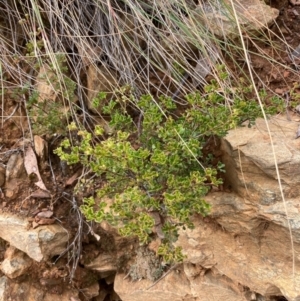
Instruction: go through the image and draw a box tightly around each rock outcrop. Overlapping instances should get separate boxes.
[114,114,300,301]
[0,213,68,262]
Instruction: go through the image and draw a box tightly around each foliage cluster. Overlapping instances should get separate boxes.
[55,74,283,263]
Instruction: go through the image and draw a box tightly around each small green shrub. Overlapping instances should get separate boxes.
[55,77,283,263]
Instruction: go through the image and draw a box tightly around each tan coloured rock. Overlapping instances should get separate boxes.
[86,65,118,114]
[35,64,58,103]
[5,152,27,199]
[221,115,300,240]
[193,0,279,39]
[0,246,32,279]
[115,260,248,301]
[34,135,48,165]
[88,221,138,278]
[80,282,99,299]
[85,253,117,274]
[175,214,300,301]
[114,268,192,301]
[0,213,68,262]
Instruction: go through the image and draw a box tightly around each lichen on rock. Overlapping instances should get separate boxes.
[128,247,164,282]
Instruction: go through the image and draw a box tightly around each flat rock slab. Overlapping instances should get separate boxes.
[0,213,68,262]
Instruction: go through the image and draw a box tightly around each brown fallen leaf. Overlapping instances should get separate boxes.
[24,145,48,191]
[283,71,290,78]
[30,189,51,199]
[65,169,82,187]
[275,88,284,95]
[270,71,277,79]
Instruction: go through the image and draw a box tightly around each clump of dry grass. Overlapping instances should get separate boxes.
[1,0,294,118]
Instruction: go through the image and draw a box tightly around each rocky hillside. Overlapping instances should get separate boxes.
[1,0,300,300]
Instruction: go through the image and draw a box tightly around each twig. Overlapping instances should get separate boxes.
[3,104,19,122]
[281,20,292,35]
[284,92,291,121]
[54,194,83,282]
[137,112,143,138]
[145,263,181,290]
